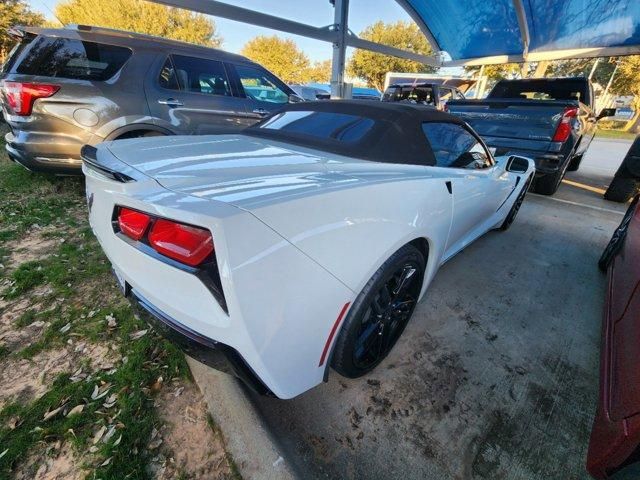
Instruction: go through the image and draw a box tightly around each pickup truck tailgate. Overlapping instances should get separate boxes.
[447,99,573,152]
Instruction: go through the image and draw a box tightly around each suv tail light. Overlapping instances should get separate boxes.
[148,219,214,267]
[2,81,60,116]
[552,106,579,143]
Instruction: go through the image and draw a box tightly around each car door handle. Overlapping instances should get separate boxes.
[158,98,183,107]
[252,108,268,116]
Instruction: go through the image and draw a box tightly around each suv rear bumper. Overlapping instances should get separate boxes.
[5,130,86,175]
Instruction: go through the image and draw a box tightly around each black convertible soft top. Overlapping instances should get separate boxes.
[244,100,468,166]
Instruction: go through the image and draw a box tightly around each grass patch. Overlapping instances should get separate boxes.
[0,129,209,479]
[595,128,638,141]
[2,227,111,299]
[0,303,190,479]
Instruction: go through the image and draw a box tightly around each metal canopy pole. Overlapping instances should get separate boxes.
[331,0,349,99]
[512,0,530,60]
[148,0,442,66]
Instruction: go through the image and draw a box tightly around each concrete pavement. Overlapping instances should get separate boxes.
[245,138,631,479]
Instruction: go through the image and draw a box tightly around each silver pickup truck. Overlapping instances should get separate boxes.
[447,77,614,195]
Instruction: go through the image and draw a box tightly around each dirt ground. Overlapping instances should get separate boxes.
[0,132,238,479]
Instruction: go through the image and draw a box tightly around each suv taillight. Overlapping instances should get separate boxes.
[2,81,60,116]
[552,106,579,143]
[117,207,214,267]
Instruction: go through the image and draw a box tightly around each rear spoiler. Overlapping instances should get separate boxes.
[81,145,143,183]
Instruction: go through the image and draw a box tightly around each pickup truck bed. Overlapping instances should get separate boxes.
[447,77,598,195]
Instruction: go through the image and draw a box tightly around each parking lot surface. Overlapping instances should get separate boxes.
[249,138,631,479]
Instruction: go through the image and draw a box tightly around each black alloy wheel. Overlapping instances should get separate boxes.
[332,244,425,378]
[500,174,534,231]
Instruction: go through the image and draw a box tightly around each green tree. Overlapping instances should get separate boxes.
[241,35,311,84]
[55,0,221,47]
[609,56,640,131]
[306,59,332,84]
[347,21,437,91]
[0,0,45,63]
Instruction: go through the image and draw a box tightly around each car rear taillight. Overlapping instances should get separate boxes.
[116,206,214,267]
[118,208,151,241]
[2,81,60,116]
[552,106,579,143]
[148,219,214,267]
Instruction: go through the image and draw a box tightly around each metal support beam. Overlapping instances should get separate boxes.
[512,0,530,60]
[148,0,443,72]
[331,0,349,99]
[151,0,336,43]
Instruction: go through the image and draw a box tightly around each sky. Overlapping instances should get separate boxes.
[28,0,412,62]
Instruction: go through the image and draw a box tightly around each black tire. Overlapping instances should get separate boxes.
[331,244,425,378]
[604,175,640,203]
[499,174,533,231]
[532,170,563,195]
[567,153,583,172]
[598,195,638,272]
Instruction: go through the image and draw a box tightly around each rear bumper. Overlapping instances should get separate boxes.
[129,287,273,396]
[4,129,87,175]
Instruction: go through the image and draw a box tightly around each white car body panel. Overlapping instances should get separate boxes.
[85,134,534,398]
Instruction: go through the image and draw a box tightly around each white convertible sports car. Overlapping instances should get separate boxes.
[82,101,534,399]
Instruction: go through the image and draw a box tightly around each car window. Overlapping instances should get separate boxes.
[13,36,131,81]
[438,88,453,109]
[422,122,492,169]
[0,34,35,75]
[382,86,435,106]
[234,64,289,104]
[158,57,180,90]
[489,80,588,102]
[169,55,231,96]
[259,111,375,143]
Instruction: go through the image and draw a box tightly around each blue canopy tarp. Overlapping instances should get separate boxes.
[400,0,640,64]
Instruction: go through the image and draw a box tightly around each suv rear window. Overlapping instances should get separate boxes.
[0,34,36,75]
[13,37,132,81]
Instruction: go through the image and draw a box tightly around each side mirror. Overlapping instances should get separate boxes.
[288,94,305,103]
[597,108,617,120]
[506,155,530,173]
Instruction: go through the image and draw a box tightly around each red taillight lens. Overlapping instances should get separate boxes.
[148,219,214,267]
[552,106,579,143]
[118,208,151,241]
[2,81,60,116]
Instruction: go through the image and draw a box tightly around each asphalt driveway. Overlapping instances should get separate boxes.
[248,138,632,480]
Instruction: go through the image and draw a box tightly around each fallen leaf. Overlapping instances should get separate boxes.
[173,387,184,397]
[66,405,84,417]
[92,426,106,445]
[102,425,116,444]
[148,438,162,450]
[43,406,64,421]
[113,435,122,447]
[129,329,148,340]
[101,457,112,467]
[0,449,7,460]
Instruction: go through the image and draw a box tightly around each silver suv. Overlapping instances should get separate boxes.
[0,25,300,174]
